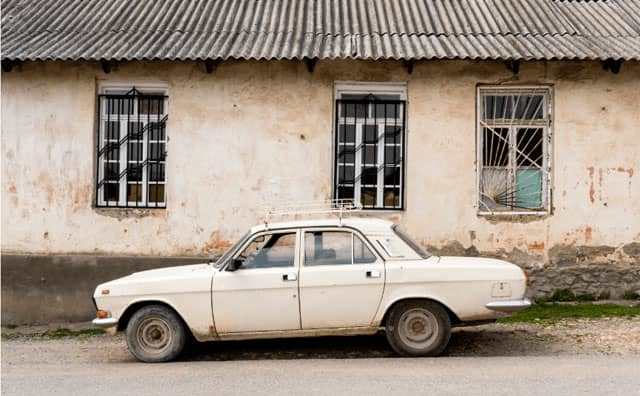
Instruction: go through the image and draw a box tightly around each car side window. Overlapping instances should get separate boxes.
[354,235,377,264]
[304,231,351,266]
[304,231,377,266]
[236,232,296,269]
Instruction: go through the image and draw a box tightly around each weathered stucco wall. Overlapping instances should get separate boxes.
[2,59,639,318]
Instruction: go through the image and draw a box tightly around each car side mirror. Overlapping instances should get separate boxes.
[227,258,243,272]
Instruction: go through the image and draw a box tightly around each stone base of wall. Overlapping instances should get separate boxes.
[1,254,206,325]
[428,242,640,298]
[2,247,639,325]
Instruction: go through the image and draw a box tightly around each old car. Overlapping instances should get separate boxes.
[93,209,530,362]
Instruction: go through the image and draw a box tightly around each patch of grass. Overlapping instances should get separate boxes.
[549,289,576,302]
[1,332,21,340]
[575,293,596,302]
[622,290,640,300]
[498,303,640,324]
[535,289,601,303]
[1,327,105,340]
[44,328,105,338]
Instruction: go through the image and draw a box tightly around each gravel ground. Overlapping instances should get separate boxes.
[3,316,640,360]
[2,317,640,396]
[448,316,640,356]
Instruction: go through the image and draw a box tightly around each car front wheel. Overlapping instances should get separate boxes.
[385,300,451,357]
[125,304,187,363]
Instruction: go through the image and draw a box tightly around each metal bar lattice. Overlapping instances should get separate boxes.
[478,87,551,213]
[334,98,405,210]
[96,88,167,208]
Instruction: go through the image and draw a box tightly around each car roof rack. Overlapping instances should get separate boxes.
[263,199,362,228]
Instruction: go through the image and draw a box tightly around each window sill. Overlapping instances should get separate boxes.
[478,211,548,216]
[95,205,166,209]
[94,206,167,219]
[477,210,550,223]
[359,208,405,213]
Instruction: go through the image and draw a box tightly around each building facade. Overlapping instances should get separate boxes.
[2,0,640,324]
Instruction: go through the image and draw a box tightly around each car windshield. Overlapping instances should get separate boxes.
[212,231,249,268]
[391,225,430,259]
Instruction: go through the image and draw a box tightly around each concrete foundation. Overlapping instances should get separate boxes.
[1,254,205,325]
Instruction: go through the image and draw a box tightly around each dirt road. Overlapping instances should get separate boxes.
[2,318,640,395]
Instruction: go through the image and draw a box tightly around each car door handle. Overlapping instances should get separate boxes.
[366,270,381,278]
[282,273,297,281]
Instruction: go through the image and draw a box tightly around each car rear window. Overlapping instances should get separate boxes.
[376,237,407,258]
[391,225,430,259]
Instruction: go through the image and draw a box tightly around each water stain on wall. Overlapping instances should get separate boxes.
[203,231,232,255]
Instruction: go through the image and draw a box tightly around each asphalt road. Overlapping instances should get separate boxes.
[2,333,639,396]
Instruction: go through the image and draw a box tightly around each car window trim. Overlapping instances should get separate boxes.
[220,225,386,271]
[299,226,384,267]
[221,228,300,271]
[391,224,431,259]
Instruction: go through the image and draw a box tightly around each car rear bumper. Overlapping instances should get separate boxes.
[92,318,118,328]
[486,298,532,313]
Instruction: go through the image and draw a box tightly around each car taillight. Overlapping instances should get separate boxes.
[96,310,110,319]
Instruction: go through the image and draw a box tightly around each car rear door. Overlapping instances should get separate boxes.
[298,228,385,329]
[212,229,301,333]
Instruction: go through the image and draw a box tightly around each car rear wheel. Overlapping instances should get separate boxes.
[125,305,187,363]
[385,300,451,357]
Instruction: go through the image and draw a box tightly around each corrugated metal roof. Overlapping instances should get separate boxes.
[2,0,640,61]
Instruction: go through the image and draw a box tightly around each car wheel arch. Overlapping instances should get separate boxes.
[117,299,192,337]
[379,297,460,327]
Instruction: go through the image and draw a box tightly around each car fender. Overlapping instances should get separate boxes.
[373,287,459,326]
[113,294,215,342]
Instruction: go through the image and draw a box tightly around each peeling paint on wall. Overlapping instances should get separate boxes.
[1,60,639,259]
[202,231,232,255]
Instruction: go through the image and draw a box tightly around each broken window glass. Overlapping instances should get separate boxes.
[478,88,550,213]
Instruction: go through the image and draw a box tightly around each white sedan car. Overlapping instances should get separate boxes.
[93,218,530,362]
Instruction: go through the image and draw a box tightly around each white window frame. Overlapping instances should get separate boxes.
[333,82,407,210]
[476,86,553,215]
[97,82,169,208]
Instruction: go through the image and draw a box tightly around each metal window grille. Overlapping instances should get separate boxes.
[334,95,406,210]
[96,88,168,208]
[477,87,552,213]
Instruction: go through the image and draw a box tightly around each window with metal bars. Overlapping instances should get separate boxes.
[477,86,552,214]
[334,84,406,210]
[96,87,168,208]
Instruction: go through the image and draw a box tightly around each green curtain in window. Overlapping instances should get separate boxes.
[515,169,542,209]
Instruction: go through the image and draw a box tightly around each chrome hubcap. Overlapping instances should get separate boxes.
[398,308,438,350]
[136,316,172,355]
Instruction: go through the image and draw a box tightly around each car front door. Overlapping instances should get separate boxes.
[212,230,301,333]
[299,229,385,329]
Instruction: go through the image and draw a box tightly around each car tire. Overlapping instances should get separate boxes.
[125,304,187,363]
[385,300,451,357]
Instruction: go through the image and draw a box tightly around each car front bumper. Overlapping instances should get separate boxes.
[486,298,532,313]
[92,318,118,329]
